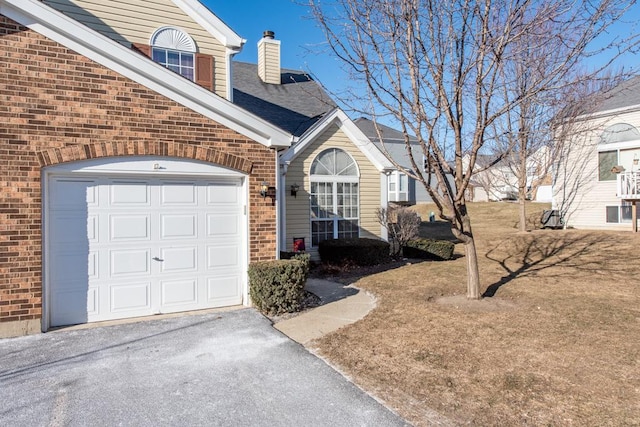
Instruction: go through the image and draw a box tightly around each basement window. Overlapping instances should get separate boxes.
[606,203,632,223]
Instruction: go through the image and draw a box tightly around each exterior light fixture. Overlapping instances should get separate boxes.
[290,183,300,197]
[260,181,269,198]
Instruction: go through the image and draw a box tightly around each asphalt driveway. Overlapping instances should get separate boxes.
[0,309,407,426]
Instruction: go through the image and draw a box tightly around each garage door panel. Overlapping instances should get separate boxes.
[160,182,197,205]
[161,279,197,307]
[110,282,151,312]
[110,249,150,276]
[50,179,98,210]
[51,285,96,325]
[50,215,96,244]
[207,182,239,204]
[50,250,98,281]
[207,245,239,269]
[160,247,197,272]
[207,276,242,302]
[161,214,196,239]
[110,215,150,241]
[207,214,239,236]
[110,181,149,205]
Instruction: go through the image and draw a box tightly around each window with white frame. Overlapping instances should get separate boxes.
[606,202,633,223]
[310,148,360,246]
[150,27,196,81]
[388,170,409,202]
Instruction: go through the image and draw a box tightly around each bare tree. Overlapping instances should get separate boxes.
[376,205,421,256]
[309,0,635,299]
[487,24,634,232]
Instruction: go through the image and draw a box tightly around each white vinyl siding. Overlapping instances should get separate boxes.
[554,109,640,230]
[44,0,228,97]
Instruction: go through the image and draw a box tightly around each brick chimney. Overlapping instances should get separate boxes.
[257,30,281,84]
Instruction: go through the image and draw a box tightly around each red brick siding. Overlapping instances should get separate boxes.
[0,15,278,325]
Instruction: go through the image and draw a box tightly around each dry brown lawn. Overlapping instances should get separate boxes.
[313,202,640,426]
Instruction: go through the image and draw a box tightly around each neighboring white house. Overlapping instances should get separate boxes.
[553,76,640,231]
[464,147,552,203]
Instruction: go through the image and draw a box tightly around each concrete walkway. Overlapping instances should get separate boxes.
[274,278,376,345]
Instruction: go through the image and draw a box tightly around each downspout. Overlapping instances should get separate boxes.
[275,147,282,259]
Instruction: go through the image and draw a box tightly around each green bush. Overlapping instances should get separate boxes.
[248,258,309,315]
[318,238,390,266]
[279,252,311,277]
[403,238,455,260]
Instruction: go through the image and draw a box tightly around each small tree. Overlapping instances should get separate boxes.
[310,0,636,299]
[376,205,421,256]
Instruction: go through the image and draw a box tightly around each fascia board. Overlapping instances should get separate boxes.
[1,0,290,148]
[572,103,640,123]
[281,109,394,171]
[172,0,245,50]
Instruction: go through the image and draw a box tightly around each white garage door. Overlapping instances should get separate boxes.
[47,174,245,327]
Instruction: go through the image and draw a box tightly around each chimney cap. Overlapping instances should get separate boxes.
[263,30,275,39]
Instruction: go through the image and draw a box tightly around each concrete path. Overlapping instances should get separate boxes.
[275,279,376,345]
[0,309,406,426]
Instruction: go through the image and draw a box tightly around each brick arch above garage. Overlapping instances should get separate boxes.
[36,142,253,174]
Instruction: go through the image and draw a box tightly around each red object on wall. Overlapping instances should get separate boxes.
[293,237,306,252]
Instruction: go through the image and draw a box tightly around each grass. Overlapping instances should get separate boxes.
[313,202,640,426]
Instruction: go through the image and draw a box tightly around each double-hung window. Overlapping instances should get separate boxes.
[310,148,360,246]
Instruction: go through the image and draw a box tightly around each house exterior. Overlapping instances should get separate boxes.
[230,36,395,260]
[464,148,552,203]
[0,0,398,336]
[554,76,640,231]
[279,111,394,259]
[354,118,456,205]
[0,0,298,337]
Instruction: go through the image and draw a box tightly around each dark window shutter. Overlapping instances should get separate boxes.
[195,53,214,91]
[131,43,151,58]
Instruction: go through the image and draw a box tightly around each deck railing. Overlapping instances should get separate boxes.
[617,171,640,199]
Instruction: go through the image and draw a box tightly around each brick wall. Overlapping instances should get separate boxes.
[0,15,278,334]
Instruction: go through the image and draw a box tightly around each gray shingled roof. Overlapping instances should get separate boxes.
[354,118,421,169]
[595,75,640,113]
[232,62,337,137]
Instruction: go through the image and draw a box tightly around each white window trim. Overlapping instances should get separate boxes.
[388,170,408,202]
[309,149,360,247]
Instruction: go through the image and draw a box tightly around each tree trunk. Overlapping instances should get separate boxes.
[464,238,481,299]
[519,194,527,232]
[456,210,481,300]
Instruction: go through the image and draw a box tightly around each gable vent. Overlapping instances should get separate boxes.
[150,27,197,52]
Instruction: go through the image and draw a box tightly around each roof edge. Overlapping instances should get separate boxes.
[281,109,394,171]
[1,0,291,148]
[172,0,245,50]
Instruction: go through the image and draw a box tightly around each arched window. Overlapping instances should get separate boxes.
[599,123,640,144]
[150,27,197,81]
[309,148,360,246]
[598,123,640,181]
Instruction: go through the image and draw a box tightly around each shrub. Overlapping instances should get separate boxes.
[318,238,390,266]
[403,238,455,260]
[248,258,309,315]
